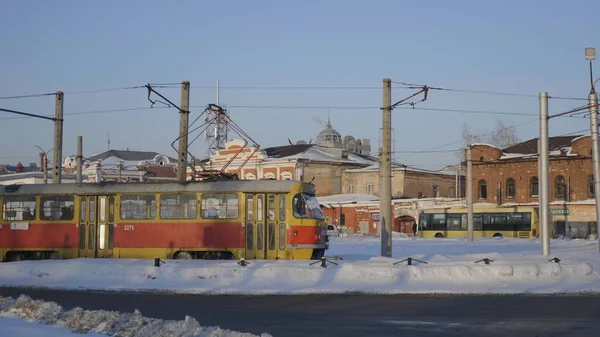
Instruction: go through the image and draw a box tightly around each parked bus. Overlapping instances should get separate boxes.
[418,205,539,239]
[0,180,328,262]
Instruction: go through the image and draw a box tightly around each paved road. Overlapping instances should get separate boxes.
[1,287,599,336]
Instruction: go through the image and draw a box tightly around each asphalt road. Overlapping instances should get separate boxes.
[1,287,599,336]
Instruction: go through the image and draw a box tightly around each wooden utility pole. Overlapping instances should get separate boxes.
[52,91,64,184]
[177,81,190,182]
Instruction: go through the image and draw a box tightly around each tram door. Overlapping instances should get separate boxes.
[245,194,286,260]
[78,196,114,258]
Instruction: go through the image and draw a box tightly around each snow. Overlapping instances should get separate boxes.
[318,193,380,205]
[0,295,270,337]
[0,236,599,295]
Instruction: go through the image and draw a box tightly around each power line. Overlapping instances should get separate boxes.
[392,80,587,101]
[0,92,56,100]
[0,107,61,122]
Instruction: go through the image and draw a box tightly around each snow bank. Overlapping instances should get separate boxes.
[0,237,599,294]
[0,295,272,337]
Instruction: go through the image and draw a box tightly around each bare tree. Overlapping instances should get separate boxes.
[462,119,520,148]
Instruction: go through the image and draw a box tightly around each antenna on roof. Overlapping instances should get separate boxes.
[107,131,111,150]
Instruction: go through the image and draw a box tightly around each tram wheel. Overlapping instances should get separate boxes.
[174,251,193,260]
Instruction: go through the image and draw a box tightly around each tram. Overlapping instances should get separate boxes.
[0,180,328,262]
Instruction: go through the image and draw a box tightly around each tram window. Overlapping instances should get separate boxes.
[3,196,36,221]
[257,196,263,221]
[268,195,275,221]
[89,197,96,222]
[279,223,286,250]
[246,195,254,221]
[120,195,156,220]
[80,197,87,222]
[246,223,254,250]
[40,196,74,221]
[292,193,325,219]
[160,194,197,219]
[268,223,275,250]
[108,197,115,222]
[279,195,286,222]
[461,214,468,230]
[201,193,238,219]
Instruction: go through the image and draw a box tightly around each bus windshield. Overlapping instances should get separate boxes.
[293,193,325,220]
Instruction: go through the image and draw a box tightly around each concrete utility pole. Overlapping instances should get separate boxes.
[589,91,600,252]
[52,91,64,184]
[466,145,474,242]
[539,92,551,256]
[177,81,190,183]
[380,78,393,257]
[585,46,600,252]
[76,136,83,183]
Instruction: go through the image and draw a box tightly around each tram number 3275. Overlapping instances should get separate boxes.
[124,225,135,231]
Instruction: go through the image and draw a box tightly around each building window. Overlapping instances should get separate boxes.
[433,185,439,197]
[588,175,595,197]
[263,172,275,179]
[506,178,516,199]
[530,177,539,197]
[366,184,374,195]
[280,171,293,180]
[477,180,487,199]
[347,185,355,193]
[554,175,566,199]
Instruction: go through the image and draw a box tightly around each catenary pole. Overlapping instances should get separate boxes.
[466,145,474,242]
[588,91,600,252]
[539,92,551,256]
[52,91,64,184]
[177,81,190,182]
[380,78,392,257]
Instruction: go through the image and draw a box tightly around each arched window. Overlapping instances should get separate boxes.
[244,173,256,180]
[530,177,539,197]
[264,172,276,180]
[280,171,293,180]
[477,180,487,200]
[589,175,595,197]
[506,178,516,199]
[554,175,566,199]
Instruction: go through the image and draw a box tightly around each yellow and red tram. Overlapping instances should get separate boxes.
[0,180,328,262]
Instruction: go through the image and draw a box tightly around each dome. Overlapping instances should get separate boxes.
[316,119,342,146]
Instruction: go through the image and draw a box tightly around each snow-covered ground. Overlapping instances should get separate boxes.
[1,235,599,295]
[0,295,271,337]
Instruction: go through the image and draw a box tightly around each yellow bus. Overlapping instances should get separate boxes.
[418,205,539,239]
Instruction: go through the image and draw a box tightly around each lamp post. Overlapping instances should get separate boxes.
[34,145,53,184]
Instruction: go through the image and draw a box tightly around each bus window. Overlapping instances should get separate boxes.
[473,215,483,230]
[432,214,446,230]
[446,214,462,230]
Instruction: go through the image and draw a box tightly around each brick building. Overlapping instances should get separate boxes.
[342,164,462,198]
[468,135,596,238]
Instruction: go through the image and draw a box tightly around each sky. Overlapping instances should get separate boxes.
[1,0,599,170]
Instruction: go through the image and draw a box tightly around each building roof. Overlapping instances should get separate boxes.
[264,144,312,158]
[87,150,177,163]
[502,136,581,155]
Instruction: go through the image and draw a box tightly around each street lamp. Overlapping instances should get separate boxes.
[34,145,53,184]
[585,47,600,252]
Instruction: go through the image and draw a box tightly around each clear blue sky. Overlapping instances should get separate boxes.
[1,0,598,170]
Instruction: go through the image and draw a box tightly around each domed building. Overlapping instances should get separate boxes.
[316,119,343,148]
